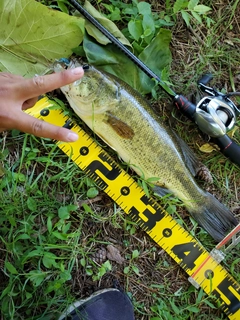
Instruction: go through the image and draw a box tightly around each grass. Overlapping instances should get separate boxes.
[0,0,240,319]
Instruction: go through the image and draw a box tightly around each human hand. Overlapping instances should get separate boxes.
[0,67,84,142]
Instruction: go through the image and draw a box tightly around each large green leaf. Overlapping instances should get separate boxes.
[83,0,131,47]
[83,28,172,94]
[83,33,141,90]
[138,28,172,92]
[0,0,85,77]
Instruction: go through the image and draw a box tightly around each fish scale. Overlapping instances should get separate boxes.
[25,96,240,319]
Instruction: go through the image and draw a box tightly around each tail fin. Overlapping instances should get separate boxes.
[190,192,238,242]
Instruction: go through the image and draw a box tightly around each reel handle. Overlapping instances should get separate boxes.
[214,135,240,166]
[197,73,213,86]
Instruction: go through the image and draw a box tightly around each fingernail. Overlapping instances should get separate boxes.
[67,132,79,142]
[71,67,84,75]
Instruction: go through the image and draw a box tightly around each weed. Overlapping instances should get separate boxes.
[171,0,214,28]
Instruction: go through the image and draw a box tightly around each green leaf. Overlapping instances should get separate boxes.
[138,29,172,91]
[57,0,69,14]
[132,249,140,259]
[8,216,16,227]
[86,267,93,276]
[45,280,63,293]
[169,299,180,314]
[62,222,71,234]
[142,14,155,37]
[47,216,53,233]
[0,285,11,300]
[188,0,199,10]
[27,197,37,212]
[166,205,176,214]
[206,17,215,28]
[194,5,212,14]
[5,261,18,274]
[87,187,99,198]
[83,0,131,46]
[22,248,44,263]
[191,10,202,23]
[25,292,33,300]
[187,306,200,313]
[42,252,58,268]
[129,226,136,235]
[196,288,204,304]
[52,231,67,240]
[27,270,46,287]
[58,204,77,219]
[0,0,84,76]
[82,202,94,214]
[67,204,78,212]
[146,177,160,183]
[59,270,72,281]
[204,299,217,308]
[123,7,138,16]
[42,257,54,269]
[124,266,130,274]
[80,258,86,267]
[102,3,113,13]
[181,10,191,27]
[83,33,141,91]
[15,234,30,241]
[112,9,121,21]
[58,206,70,219]
[103,260,112,271]
[83,28,172,95]
[128,20,143,41]
[108,7,121,22]
[137,2,151,15]
[72,45,86,57]
[132,265,140,275]
[173,0,186,14]
[13,172,26,182]
[141,180,150,197]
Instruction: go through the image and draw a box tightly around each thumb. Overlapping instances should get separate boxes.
[14,111,79,142]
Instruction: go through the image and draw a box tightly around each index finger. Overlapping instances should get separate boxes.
[16,67,84,100]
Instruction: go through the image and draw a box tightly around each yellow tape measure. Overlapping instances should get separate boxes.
[27,97,240,319]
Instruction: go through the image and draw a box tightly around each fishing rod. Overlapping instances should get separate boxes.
[68,0,240,166]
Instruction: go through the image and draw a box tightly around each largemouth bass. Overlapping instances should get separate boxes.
[54,60,238,242]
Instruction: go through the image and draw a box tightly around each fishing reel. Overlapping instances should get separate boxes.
[174,75,240,166]
[194,74,240,138]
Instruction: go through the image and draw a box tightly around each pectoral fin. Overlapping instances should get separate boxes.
[153,185,173,198]
[105,112,134,139]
